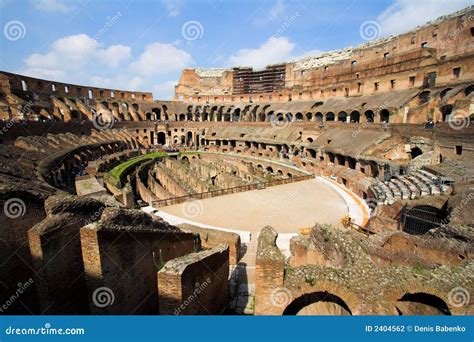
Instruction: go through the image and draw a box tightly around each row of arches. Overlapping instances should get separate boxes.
[280,290,454,315]
[169,109,391,124]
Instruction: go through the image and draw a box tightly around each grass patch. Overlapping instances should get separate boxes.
[108,152,167,181]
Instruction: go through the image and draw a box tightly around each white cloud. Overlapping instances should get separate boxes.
[96,45,132,68]
[227,36,295,69]
[377,0,472,36]
[162,0,183,17]
[130,42,193,75]
[19,34,192,100]
[32,0,75,13]
[153,80,178,99]
[23,34,131,77]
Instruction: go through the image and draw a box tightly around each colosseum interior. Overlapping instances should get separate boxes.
[0,6,473,317]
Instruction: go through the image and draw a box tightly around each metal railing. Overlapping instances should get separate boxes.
[151,174,314,207]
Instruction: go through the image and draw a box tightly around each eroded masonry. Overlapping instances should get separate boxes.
[0,7,473,315]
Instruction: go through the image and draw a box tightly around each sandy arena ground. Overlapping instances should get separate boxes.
[159,178,349,233]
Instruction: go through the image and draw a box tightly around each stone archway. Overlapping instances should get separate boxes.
[157,132,166,145]
[283,291,352,315]
[396,292,451,315]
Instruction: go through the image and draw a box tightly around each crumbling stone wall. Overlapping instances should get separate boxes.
[80,208,199,314]
[157,245,229,315]
[0,187,48,314]
[178,224,241,264]
[279,224,473,315]
[254,226,285,315]
[28,195,107,314]
[147,169,174,199]
[154,163,191,197]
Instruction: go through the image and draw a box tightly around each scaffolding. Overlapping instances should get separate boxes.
[232,64,286,95]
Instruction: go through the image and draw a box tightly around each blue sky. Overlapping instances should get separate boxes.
[0,0,472,99]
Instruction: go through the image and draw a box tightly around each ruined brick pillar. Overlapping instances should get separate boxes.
[254,226,285,315]
[27,195,106,314]
[157,245,230,315]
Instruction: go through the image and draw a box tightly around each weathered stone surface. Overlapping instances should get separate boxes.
[80,207,198,314]
[158,245,229,315]
[178,223,241,264]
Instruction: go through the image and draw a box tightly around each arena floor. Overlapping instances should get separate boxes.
[157,178,358,234]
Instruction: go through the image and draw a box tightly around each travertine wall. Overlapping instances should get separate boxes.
[0,71,153,102]
[157,245,229,315]
[175,7,474,102]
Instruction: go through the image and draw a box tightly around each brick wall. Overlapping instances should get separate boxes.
[178,224,241,264]
[254,226,285,315]
[0,189,47,314]
[80,208,198,314]
[27,195,106,314]
[157,245,229,315]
